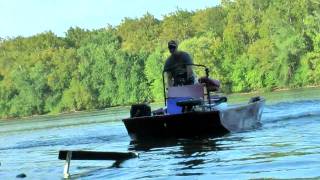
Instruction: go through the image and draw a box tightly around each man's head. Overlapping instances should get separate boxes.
[168,40,178,54]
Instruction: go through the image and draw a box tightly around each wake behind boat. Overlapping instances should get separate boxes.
[122,64,265,141]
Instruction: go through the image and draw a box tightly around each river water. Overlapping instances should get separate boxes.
[1,88,320,179]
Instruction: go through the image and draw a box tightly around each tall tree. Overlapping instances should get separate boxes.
[117,13,160,54]
[159,9,195,43]
[192,7,227,37]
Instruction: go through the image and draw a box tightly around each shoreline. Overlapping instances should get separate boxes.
[227,85,320,95]
[1,85,320,121]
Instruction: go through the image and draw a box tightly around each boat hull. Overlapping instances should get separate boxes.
[122,99,264,141]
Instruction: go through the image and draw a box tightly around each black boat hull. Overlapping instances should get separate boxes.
[122,99,264,141]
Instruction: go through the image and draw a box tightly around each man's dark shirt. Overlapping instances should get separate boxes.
[164,51,194,86]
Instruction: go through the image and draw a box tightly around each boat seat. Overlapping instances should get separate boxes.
[167,84,205,114]
[176,98,203,113]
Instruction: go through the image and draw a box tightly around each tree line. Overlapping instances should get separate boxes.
[0,0,319,118]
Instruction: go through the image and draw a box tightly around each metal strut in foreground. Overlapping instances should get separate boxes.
[58,150,138,178]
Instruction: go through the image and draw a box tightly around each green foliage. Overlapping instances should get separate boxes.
[179,33,224,80]
[159,9,195,43]
[127,53,151,103]
[59,79,92,111]
[117,13,160,53]
[65,27,91,48]
[273,28,306,87]
[1,0,319,118]
[145,47,166,101]
[192,7,227,36]
[294,51,320,86]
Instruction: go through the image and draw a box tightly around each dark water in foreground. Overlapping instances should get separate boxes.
[1,88,320,179]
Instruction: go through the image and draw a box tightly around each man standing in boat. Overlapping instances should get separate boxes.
[164,40,220,91]
[164,40,196,87]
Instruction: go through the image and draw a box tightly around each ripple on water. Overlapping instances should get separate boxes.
[1,97,320,179]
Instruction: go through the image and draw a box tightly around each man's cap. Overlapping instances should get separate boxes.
[168,40,178,48]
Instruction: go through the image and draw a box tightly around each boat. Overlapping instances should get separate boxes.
[122,64,265,141]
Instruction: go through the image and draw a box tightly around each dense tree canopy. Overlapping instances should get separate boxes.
[0,0,319,118]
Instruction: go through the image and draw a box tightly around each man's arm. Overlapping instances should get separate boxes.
[165,72,174,87]
[164,57,174,87]
[186,65,194,80]
[183,53,196,81]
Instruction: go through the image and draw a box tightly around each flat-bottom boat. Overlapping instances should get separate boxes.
[122,64,265,141]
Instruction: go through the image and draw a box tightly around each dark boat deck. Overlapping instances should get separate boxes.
[123,111,229,140]
[123,98,265,141]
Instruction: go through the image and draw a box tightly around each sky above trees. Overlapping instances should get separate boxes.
[0,0,219,38]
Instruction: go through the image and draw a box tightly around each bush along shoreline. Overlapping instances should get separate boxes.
[0,0,320,118]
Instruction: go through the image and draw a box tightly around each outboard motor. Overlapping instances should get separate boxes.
[130,104,151,118]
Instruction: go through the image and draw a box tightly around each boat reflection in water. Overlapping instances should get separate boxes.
[127,136,245,177]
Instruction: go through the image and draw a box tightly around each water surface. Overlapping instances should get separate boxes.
[1,88,320,179]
